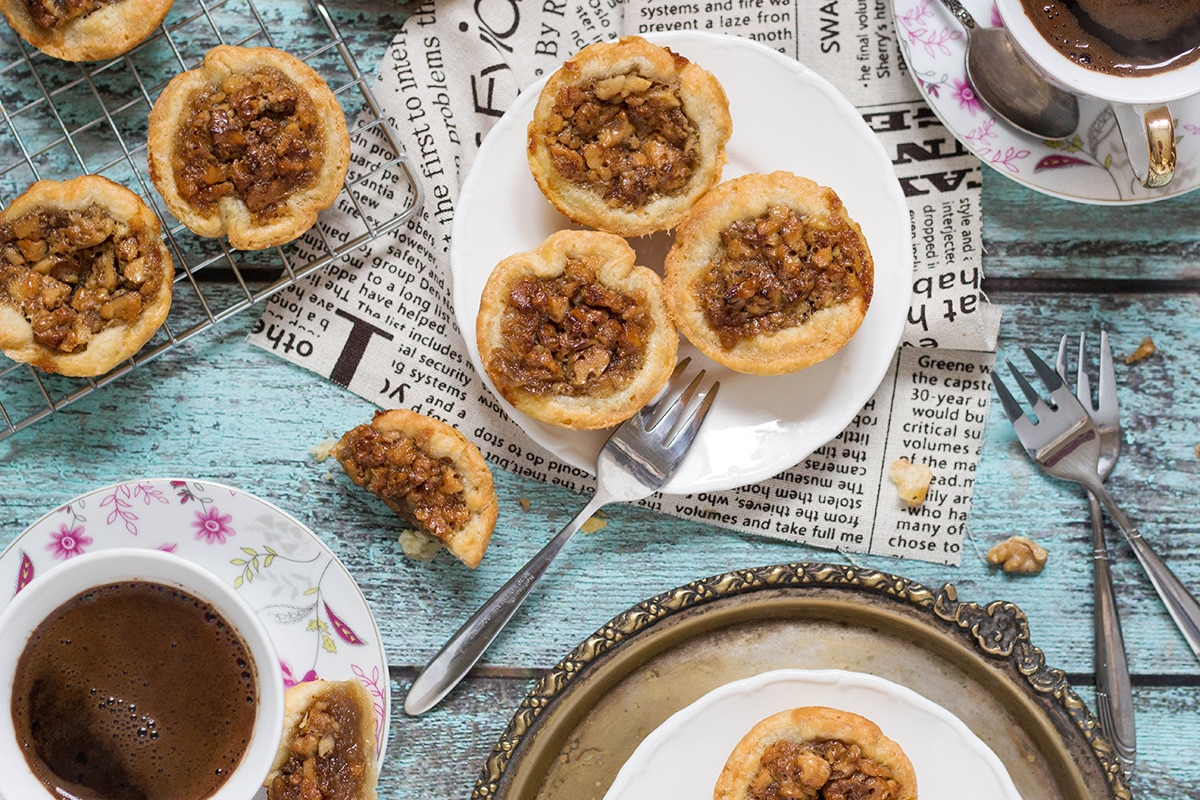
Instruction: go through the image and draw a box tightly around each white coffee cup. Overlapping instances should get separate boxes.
[0,548,284,800]
[994,0,1199,187]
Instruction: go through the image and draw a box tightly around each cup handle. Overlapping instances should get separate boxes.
[1114,104,1176,188]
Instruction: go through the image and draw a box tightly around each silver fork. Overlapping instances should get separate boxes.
[1056,331,1136,773]
[993,347,1200,664]
[404,359,719,715]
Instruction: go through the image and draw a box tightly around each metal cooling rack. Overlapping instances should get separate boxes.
[0,0,422,440]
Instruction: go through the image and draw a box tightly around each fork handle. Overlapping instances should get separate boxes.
[1088,480,1200,662]
[403,490,612,716]
[1088,491,1137,773]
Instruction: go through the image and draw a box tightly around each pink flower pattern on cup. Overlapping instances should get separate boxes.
[46,524,92,559]
[193,507,236,544]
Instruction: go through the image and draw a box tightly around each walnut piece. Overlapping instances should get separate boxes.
[888,458,933,506]
[987,535,1048,574]
[750,739,904,800]
[1124,336,1156,364]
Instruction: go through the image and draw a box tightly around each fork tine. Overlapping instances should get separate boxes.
[647,368,707,435]
[639,357,691,422]
[1007,357,1044,408]
[1056,334,1071,385]
[667,381,720,448]
[1098,330,1116,413]
[991,371,1026,423]
[1023,347,1066,392]
[1076,333,1094,412]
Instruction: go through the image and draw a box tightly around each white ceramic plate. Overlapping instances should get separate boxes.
[892,0,1200,203]
[451,31,911,493]
[0,478,390,798]
[603,668,1021,800]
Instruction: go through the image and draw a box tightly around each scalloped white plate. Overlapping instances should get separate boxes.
[0,478,390,799]
[604,669,1021,800]
[450,31,912,494]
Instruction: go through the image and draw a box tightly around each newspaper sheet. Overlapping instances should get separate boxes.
[250,0,1001,566]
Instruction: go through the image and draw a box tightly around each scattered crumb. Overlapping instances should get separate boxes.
[1194,443,1200,459]
[399,529,441,562]
[310,438,338,462]
[889,458,933,505]
[986,535,1048,574]
[581,513,608,534]
[519,497,532,512]
[1125,337,1156,364]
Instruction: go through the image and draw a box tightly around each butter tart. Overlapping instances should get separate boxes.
[527,36,732,237]
[665,171,873,376]
[476,229,677,430]
[148,45,350,250]
[714,706,918,800]
[0,0,172,61]
[266,679,379,800]
[331,409,498,569]
[0,175,173,377]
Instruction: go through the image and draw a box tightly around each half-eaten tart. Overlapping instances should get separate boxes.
[476,229,677,430]
[0,175,174,377]
[331,409,498,569]
[713,706,918,800]
[0,0,173,61]
[266,679,379,800]
[148,45,350,250]
[527,35,732,237]
[665,171,873,376]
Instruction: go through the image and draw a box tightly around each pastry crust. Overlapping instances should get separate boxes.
[476,229,677,430]
[665,171,873,376]
[0,0,173,61]
[331,409,498,569]
[266,679,379,800]
[147,45,350,250]
[527,36,731,236]
[714,706,918,800]
[0,175,173,377]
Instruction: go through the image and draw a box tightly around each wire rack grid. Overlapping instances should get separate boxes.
[0,0,423,440]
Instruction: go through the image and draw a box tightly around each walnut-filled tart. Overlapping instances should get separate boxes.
[527,36,731,237]
[148,45,350,250]
[476,229,677,430]
[266,679,379,800]
[0,175,174,377]
[665,171,874,376]
[713,706,918,800]
[332,409,498,569]
[0,0,173,61]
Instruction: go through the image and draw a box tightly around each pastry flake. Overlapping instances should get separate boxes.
[714,706,918,800]
[665,171,874,376]
[331,409,498,569]
[527,35,732,236]
[476,229,678,430]
[266,679,379,800]
[0,0,173,61]
[0,175,174,377]
[889,458,933,506]
[148,45,350,250]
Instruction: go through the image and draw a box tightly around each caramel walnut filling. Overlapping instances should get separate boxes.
[172,66,325,221]
[0,204,165,353]
[489,259,654,398]
[335,424,471,543]
[23,0,116,30]
[268,685,372,800]
[546,72,699,209]
[699,203,871,350]
[749,739,904,800]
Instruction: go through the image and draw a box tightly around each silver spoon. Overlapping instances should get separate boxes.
[937,0,1080,140]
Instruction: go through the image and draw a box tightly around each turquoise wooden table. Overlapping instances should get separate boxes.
[2,1,1200,798]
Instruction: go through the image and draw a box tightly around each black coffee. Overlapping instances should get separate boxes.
[1020,0,1200,76]
[11,581,259,800]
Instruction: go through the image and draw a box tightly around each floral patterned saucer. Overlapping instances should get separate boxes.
[0,478,390,796]
[892,0,1200,203]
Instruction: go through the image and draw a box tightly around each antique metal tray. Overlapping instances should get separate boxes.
[473,563,1129,800]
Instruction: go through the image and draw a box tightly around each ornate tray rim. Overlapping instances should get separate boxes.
[472,562,1130,800]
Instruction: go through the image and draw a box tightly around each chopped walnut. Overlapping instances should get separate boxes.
[1124,336,1156,364]
[987,535,1048,574]
[889,458,933,506]
[518,497,532,512]
[749,739,904,800]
